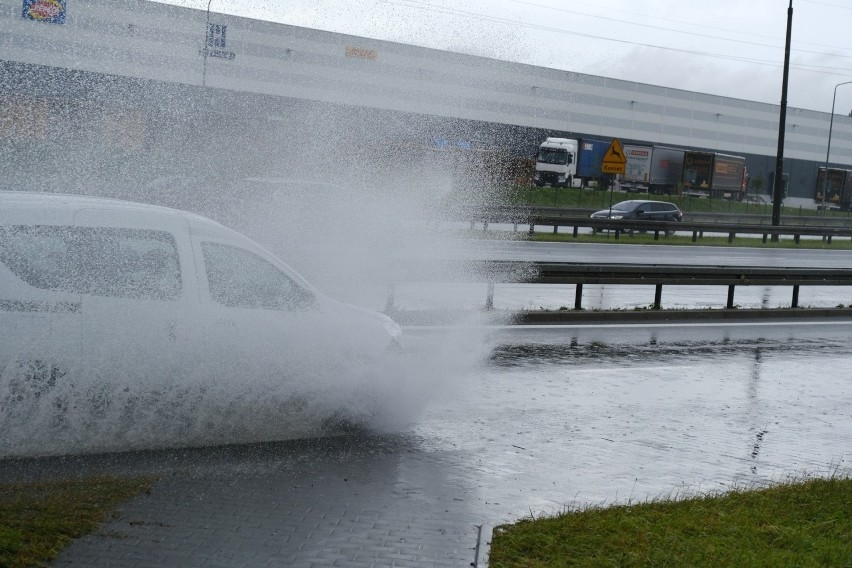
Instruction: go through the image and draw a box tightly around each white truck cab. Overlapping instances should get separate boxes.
[533,137,578,188]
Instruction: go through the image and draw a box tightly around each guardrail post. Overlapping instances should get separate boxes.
[486,282,494,310]
[728,232,735,243]
[794,234,801,244]
[727,285,736,309]
[654,230,660,241]
[763,234,768,243]
[483,219,488,232]
[828,235,833,244]
[692,230,698,242]
[572,226,579,238]
[654,284,662,309]
[574,283,583,310]
[615,229,620,240]
[553,224,558,235]
[529,222,535,236]
[792,285,800,308]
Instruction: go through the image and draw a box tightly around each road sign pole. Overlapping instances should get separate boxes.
[601,138,627,220]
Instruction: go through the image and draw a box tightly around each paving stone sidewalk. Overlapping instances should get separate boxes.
[39,436,490,567]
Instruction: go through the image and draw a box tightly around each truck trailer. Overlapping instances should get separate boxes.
[618,145,684,194]
[815,167,852,210]
[682,151,747,199]
[619,144,653,192]
[575,138,611,187]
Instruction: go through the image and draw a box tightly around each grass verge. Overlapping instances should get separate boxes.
[0,475,155,568]
[488,476,852,568]
[501,185,852,219]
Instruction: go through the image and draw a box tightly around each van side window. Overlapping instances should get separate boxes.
[0,226,181,300]
[201,242,314,311]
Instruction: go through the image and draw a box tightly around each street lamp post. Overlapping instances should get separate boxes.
[820,80,852,212]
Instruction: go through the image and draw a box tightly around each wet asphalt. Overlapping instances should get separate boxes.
[2,322,850,567]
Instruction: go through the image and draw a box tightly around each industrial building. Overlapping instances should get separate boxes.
[2,0,851,205]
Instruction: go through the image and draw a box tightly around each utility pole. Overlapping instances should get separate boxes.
[771,0,793,239]
[202,0,213,87]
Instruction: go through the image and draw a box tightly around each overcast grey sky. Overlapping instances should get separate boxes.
[161,0,852,114]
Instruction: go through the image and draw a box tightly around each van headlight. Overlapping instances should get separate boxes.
[384,318,402,342]
[381,318,404,353]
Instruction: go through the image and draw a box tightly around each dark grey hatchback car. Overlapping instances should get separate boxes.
[591,200,683,222]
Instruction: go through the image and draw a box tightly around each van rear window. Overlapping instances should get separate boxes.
[0,225,181,300]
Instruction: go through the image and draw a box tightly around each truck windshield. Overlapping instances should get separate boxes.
[537,148,571,165]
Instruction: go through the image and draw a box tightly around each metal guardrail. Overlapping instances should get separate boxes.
[465,207,852,244]
[547,219,852,244]
[385,260,852,313]
[528,262,852,310]
[469,205,852,228]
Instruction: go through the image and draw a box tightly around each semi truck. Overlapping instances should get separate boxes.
[534,138,746,198]
[681,151,747,199]
[533,137,611,188]
[533,137,576,188]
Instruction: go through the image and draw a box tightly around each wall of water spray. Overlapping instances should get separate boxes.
[0,63,528,457]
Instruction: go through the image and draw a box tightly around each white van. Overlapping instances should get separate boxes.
[0,192,404,455]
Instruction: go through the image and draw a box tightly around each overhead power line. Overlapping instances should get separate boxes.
[386,0,852,75]
[508,0,852,54]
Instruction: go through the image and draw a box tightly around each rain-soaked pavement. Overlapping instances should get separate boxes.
[2,321,851,567]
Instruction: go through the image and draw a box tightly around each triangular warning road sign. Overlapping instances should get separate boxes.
[602,138,627,165]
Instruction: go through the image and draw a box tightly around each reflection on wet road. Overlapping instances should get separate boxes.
[426,326,850,522]
[2,322,850,567]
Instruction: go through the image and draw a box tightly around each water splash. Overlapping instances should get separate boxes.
[0,81,503,458]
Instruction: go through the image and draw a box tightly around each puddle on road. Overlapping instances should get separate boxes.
[488,336,850,368]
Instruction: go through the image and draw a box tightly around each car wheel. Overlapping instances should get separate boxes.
[665,219,679,236]
[0,360,70,431]
[6,359,65,400]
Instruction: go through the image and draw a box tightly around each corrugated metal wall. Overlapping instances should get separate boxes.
[1,0,850,167]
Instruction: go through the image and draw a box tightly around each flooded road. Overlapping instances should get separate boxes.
[418,323,851,521]
[4,321,849,567]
